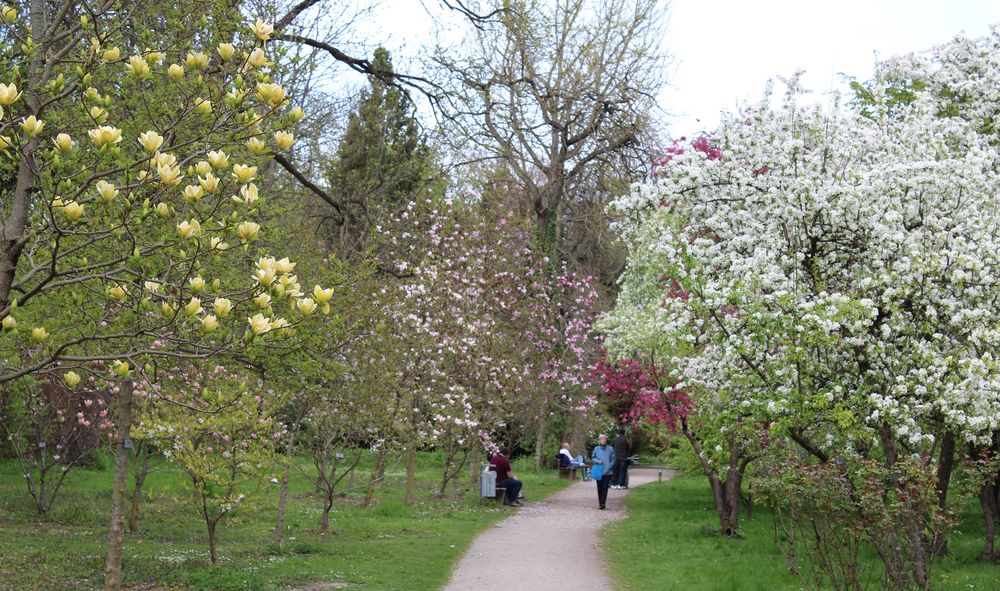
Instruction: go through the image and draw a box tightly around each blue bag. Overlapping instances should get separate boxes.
[591,463,603,480]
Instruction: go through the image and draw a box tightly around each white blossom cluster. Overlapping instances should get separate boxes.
[603,32,1000,452]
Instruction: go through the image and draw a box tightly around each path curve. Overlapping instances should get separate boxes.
[442,467,675,591]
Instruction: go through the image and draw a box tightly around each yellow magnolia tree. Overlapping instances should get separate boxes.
[0,2,332,589]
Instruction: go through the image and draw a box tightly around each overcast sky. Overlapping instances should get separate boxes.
[350,0,1000,138]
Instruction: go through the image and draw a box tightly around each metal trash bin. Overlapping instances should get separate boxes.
[479,463,496,497]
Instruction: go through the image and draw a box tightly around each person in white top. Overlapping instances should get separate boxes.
[559,442,590,480]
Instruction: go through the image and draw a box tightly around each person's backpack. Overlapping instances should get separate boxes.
[556,452,571,468]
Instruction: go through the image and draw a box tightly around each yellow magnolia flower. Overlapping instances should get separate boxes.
[64,371,81,388]
[89,125,122,148]
[112,360,130,376]
[194,98,212,114]
[184,297,203,316]
[143,49,164,64]
[270,317,292,335]
[188,276,206,293]
[138,130,164,153]
[247,48,271,69]
[273,130,294,150]
[154,202,171,217]
[244,136,267,155]
[275,257,296,274]
[126,55,151,77]
[176,219,201,240]
[53,133,73,151]
[232,164,257,183]
[297,298,317,315]
[249,313,271,335]
[0,83,21,106]
[107,284,127,300]
[213,298,233,318]
[194,160,212,176]
[217,43,236,61]
[237,220,260,242]
[157,164,182,185]
[237,183,259,205]
[2,315,15,330]
[185,52,209,69]
[209,236,230,251]
[1,6,17,23]
[32,326,49,342]
[198,173,220,193]
[255,82,285,106]
[183,184,204,203]
[164,64,184,83]
[89,106,108,123]
[253,293,271,309]
[95,180,118,203]
[252,19,273,41]
[0,135,12,150]
[207,150,229,169]
[254,267,276,286]
[144,280,161,293]
[20,116,44,137]
[313,285,334,304]
[288,106,305,122]
[160,301,176,317]
[64,201,84,220]
[102,46,121,61]
[152,151,177,168]
[201,314,219,332]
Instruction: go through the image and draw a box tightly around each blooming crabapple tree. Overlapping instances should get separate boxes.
[602,72,1000,585]
[132,362,283,565]
[858,29,1000,561]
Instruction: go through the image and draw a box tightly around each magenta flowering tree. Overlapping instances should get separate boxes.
[373,198,603,488]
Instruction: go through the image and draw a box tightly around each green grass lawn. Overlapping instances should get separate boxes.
[0,452,570,591]
[605,474,999,591]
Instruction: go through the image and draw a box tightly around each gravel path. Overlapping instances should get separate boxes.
[442,467,675,591]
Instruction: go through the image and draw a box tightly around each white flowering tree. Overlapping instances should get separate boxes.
[602,64,1000,586]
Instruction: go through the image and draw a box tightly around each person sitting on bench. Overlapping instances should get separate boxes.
[558,442,590,480]
[489,448,523,506]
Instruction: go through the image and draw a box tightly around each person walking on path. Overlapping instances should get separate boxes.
[591,434,615,509]
[611,431,631,489]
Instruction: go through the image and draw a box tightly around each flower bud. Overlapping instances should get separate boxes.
[64,371,81,388]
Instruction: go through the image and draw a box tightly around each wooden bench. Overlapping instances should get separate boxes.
[494,487,508,504]
[558,466,578,480]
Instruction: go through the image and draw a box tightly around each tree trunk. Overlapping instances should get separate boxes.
[932,430,956,556]
[720,465,743,536]
[104,380,133,591]
[316,443,329,493]
[127,444,152,533]
[364,451,385,509]
[682,419,746,537]
[207,518,219,565]
[405,447,417,505]
[533,416,547,469]
[981,477,999,560]
[273,429,297,543]
[0,0,43,313]
[320,492,333,533]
